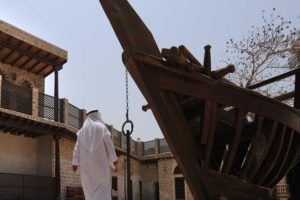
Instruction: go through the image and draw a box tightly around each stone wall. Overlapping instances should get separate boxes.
[0,62,44,91]
[141,162,159,200]
[54,139,144,200]
[52,138,81,199]
[158,158,174,200]
[0,133,52,176]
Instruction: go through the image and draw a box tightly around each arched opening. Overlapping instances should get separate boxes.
[174,166,185,200]
[0,70,7,80]
[19,80,33,89]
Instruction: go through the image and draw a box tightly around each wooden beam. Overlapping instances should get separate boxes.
[0,114,61,136]
[129,51,300,133]
[239,116,263,180]
[0,40,62,69]
[18,49,42,69]
[295,73,300,109]
[248,121,278,182]
[247,67,300,89]
[263,130,294,187]
[159,91,207,200]
[10,45,32,66]
[274,91,295,101]
[204,102,218,168]
[196,166,272,200]
[36,56,59,75]
[99,0,161,57]
[271,135,300,187]
[2,41,23,63]
[268,132,298,188]
[222,110,246,174]
[255,125,286,185]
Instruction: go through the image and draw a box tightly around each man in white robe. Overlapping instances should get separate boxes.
[72,110,117,200]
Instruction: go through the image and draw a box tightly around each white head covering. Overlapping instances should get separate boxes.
[77,110,109,153]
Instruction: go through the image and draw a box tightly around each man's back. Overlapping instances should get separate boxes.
[72,110,117,200]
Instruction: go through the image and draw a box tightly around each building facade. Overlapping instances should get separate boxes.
[0,20,290,200]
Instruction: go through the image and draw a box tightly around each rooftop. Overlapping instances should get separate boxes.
[0,20,67,77]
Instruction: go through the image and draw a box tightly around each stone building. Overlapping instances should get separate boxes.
[0,19,290,200]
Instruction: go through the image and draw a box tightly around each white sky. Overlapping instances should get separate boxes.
[0,0,299,141]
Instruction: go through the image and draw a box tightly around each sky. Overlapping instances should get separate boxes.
[0,0,299,141]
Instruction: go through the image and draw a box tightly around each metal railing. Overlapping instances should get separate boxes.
[143,140,156,155]
[0,173,55,200]
[68,103,81,129]
[1,80,32,115]
[38,93,64,123]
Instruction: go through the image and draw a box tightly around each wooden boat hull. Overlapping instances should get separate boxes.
[122,51,299,199]
[98,0,300,199]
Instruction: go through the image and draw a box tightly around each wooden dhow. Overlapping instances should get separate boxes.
[98,0,300,199]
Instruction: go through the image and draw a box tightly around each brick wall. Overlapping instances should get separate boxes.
[0,62,44,92]
[141,162,158,200]
[158,158,174,200]
[52,138,81,199]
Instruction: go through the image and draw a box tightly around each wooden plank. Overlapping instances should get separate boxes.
[178,45,202,66]
[10,45,32,66]
[158,91,207,200]
[129,51,300,133]
[0,40,62,69]
[263,130,295,187]
[123,52,208,199]
[254,125,286,185]
[268,133,299,188]
[295,73,300,109]
[204,102,218,167]
[99,0,161,57]
[222,110,246,174]
[201,101,212,145]
[154,69,300,133]
[274,91,295,101]
[248,121,278,182]
[239,116,263,179]
[247,67,300,89]
[196,166,272,200]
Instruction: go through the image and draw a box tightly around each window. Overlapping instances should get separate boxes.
[112,176,118,191]
[174,166,185,200]
[175,177,185,200]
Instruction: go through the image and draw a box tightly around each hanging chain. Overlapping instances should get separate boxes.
[125,69,129,121]
[122,69,134,135]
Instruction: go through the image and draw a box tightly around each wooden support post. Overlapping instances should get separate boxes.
[54,68,61,199]
[54,69,59,122]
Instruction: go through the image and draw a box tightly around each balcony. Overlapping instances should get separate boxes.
[0,77,84,139]
[0,76,172,160]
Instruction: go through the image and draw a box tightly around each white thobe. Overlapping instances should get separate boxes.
[72,112,117,200]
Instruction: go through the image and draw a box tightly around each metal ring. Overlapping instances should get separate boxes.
[122,120,134,135]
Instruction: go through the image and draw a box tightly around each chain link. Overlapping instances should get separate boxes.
[125,69,129,120]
